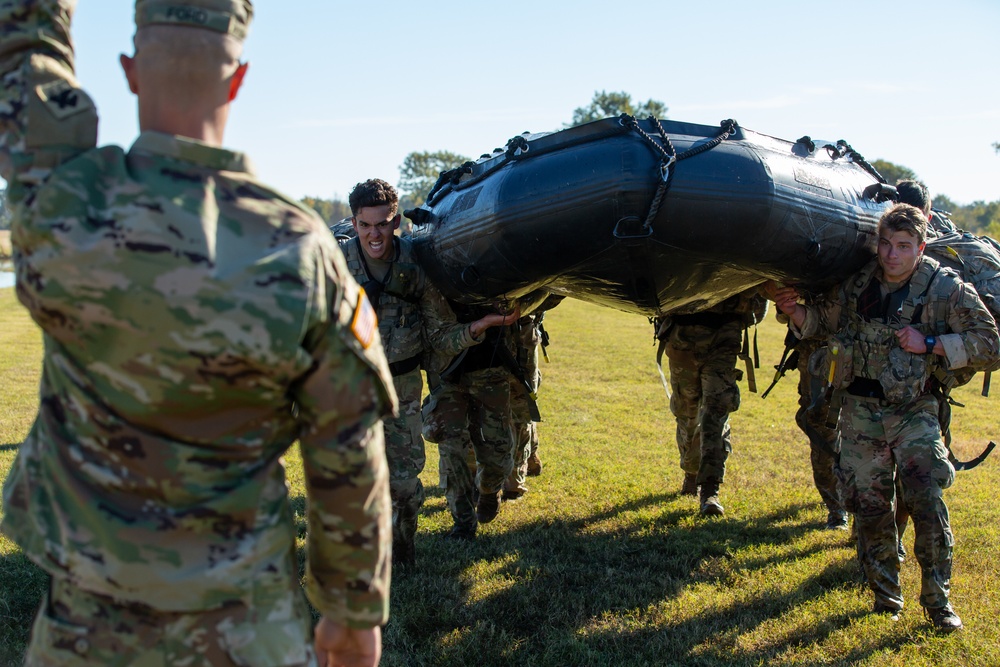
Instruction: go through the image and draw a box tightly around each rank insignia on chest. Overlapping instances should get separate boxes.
[352,289,379,349]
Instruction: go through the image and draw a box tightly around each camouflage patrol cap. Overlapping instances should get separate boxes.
[135,0,253,41]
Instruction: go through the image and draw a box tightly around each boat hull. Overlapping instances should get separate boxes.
[407,117,888,316]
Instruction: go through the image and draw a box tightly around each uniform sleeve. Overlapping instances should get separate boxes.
[939,280,1000,371]
[419,276,479,359]
[796,292,844,341]
[294,242,398,628]
[0,0,97,202]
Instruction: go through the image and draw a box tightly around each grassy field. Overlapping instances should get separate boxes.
[1,287,998,666]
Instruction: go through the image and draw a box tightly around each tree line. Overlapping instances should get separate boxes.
[2,92,998,236]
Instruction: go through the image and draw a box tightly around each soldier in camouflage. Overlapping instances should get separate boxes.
[774,317,849,530]
[657,288,768,516]
[423,303,523,539]
[1,2,398,665]
[341,178,517,566]
[767,203,1000,632]
[504,312,544,499]
[897,179,956,236]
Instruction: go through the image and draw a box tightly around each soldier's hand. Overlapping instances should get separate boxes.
[895,325,929,354]
[498,303,521,325]
[762,281,799,310]
[314,618,381,667]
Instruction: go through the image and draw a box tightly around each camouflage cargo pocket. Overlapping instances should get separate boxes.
[879,347,930,404]
[807,338,854,392]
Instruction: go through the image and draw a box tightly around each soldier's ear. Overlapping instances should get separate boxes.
[392,214,401,230]
[120,53,139,95]
[228,62,249,103]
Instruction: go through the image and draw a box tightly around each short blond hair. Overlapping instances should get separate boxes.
[133,25,242,96]
[878,203,929,245]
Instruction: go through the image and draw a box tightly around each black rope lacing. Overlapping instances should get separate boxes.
[425,161,475,203]
[823,139,886,184]
[505,135,530,159]
[620,114,738,235]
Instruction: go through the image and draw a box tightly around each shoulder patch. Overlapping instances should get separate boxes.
[352,289,378,349]
[35,79,95,120]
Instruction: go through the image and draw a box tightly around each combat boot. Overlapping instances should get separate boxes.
[699,482,724,517]
[925,604,963,633]
[392,505,419,567]
[476,489,502,524]
[825,510,848,530]
[392,538,415,567]
[445,524,477,541]
[873,602,900,621]
[526,451,542,476]
[502,484,527,501]
[681,473,699,496]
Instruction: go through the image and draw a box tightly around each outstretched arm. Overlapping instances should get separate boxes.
[762,281,805,328]
[0,0,97,197]
[468,303,521,340]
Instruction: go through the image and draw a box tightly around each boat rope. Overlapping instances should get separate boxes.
[426,161,475,204]
[620,114,737,235]
[823,139,886,184]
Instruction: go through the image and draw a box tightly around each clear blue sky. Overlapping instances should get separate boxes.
[17,0,1000,206]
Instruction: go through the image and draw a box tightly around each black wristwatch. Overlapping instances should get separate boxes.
[924,335,937,354]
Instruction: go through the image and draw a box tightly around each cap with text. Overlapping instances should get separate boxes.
[135,0,253,41]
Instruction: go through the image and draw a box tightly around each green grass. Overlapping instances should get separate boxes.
[1,287,999,666]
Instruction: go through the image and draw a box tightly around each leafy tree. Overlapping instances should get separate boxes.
[957,200,1000,235]
[301,196,350,224]
[933,193,960,213]
[567,90,668,128]
[870,159,918,186]
[397,150,470,208]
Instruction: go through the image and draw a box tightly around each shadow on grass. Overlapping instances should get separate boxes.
[0,443,21,452]
[0,492,889,667]
[0,551,47,666]
[373,493,894,667]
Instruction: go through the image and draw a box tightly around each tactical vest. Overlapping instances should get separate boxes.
[340,236,426,368]
[838,256,952,402]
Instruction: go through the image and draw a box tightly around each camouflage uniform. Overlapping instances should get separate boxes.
[797,256,999,614]
[424,317,518,536]
[0,2,396,664]
[339,236,480,563]
[792,335,846,526]
[505,314,543,497]
[660,289,767,512]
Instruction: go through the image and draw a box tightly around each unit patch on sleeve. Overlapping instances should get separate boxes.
[35,79,95,120]
[351,288,378,349]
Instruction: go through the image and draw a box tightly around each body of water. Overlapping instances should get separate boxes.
[1,260,14,289]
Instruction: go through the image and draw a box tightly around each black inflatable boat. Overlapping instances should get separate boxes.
[406,115,893,317]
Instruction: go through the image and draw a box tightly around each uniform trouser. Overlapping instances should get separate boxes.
[666,328,741,486]
[506,421,537,493]
[838,394,956,611]
[433,367,516,530]
[25,552,314,666]
[384,369,426,547]
[795,367,844,514]
[505,377,538,493]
